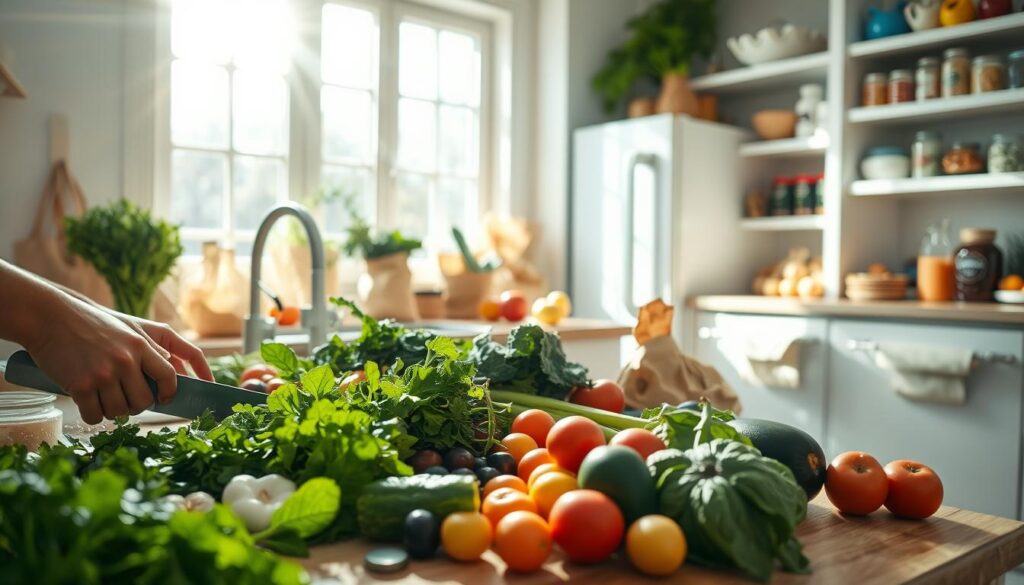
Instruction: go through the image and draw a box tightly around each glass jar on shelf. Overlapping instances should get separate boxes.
[988,134,1022,173]
[814,173,825,215]
[915,57,940,101]
[769,177,795,216]
[793,176,815,215]
[942,48,971,97]
[888,69,914,103]
[0,392,63,452]
[912,131,942,178]
[863,72,888,106]
[918,219,955,302]
[972,55,1007,94]
[942,142,984,175]
[1009,49,1024,89]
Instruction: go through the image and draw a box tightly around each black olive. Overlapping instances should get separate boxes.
[423,465,449,475]
[486,452,517,476]
[450,468,476,476]
[403,509,439,560]
[407,450,443,474]
[443,447,475,470]
[473,456,487,470]
[475,466,501,486]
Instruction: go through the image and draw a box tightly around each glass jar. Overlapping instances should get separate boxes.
[769,177,795,216]
[942,48,971,97]
[0,392,63,452]
[972,55,1007,93]
[793,176,815,215]
[942,142,984,175]
[1010,49,1024,89]
[955,228,1003,302]
[912,131,942,178]
[988,134,1022,173]
[814,173,825,215]
[888,69,914,103]
[918,219,955,302]
[863,72,888,106]
[915,57,940,101]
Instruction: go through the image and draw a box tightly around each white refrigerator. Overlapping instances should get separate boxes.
[570,113,764,349]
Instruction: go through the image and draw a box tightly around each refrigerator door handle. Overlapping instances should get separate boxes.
[623,152,659,317]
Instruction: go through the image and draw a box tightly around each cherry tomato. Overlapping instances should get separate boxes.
[609,428,666,462]
[494,511,552,573]
[240,364,277,383]
[441,512,492,561]
[511,409,556,447]
[569,380,625,413]
[482,487,537,527]
[240,379,268,393]
[825,451,889,515]
[884,460,943,519]
[527,463,572,490]
[478,299,502,322]
[500,433,538,464]
[517,448,554,482]
[500,295,529,322]
[265,378,287,393]
[549,489,624,563]
[626,515,686,576]
[529,470,577,518]
[546,416,606,473]
[260,373,275,383]
[483,475,528,498]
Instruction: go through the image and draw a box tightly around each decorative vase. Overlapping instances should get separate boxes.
[865,2,912,39]
[357,252,419,321]
[940,0,976,26]
[904,0,942,31]
[627,97,656,118]
[655,72,699,117]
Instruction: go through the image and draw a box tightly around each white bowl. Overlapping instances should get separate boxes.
[727,24,827,66]
[861,154,910,180]
[995,290,1024,304]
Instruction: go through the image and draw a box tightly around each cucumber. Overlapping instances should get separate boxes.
[357,475,480,541]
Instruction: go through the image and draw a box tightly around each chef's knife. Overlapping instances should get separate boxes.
[1,350,267,421]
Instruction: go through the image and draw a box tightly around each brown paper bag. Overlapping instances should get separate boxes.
[268,242,341,308]
[14,161,113,307]
[439,252,493,319]
[178,243,246,337]
[357,252,418,321]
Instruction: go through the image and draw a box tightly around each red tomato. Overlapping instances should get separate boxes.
[240,364,277,383]
[609,428,666,462]
[546,416,606,473]
[569,380,625,413]
[883,460,943,519]
[511,409,556,447]
[548,489,624,563]
[825,451,889,515]
[265,378,287,392]
[501,295,529,322]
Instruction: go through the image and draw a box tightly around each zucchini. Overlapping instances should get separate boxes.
[357,475,480,541]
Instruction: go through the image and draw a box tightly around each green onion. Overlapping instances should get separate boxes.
[491,390,649,434]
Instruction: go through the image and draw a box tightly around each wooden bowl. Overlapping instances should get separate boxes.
[752,110,797,140]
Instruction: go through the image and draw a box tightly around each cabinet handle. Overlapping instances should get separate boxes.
[846,339,1020,365]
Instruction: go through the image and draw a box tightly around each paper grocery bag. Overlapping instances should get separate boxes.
[14,161,113,307]
[357,252,419,321]
[439,252,492,319]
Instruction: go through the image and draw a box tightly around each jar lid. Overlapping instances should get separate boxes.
[943,47,969,58]
[865,146,908,157]
[889,69,913,79]
[917,56,940,67]
[972,54,1004,65]
[865,72,888,82]
[950,141,980,150]
[772,176,795,185]
[794,175,815,183]
[960,228,996,244]
[0,391,56,410]
[914,130,941,141]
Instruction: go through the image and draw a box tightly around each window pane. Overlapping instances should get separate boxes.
[439,31,479,106]
[171,0,232,64]
[171,149,225,229]
[398,22,437,99]
[322,4,376,88]
[234,71,288,156]
[233,0,291,74]
[394,173,430,240]
[171,61,229,149]
[233,156,285,231]
[438,105,477,176]
[435,178,475,249]
[322,165,374,232]
[322,86,373,164]
[396,98,436,172]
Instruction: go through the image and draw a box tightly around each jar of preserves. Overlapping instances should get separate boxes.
[888,69,914,103]
[1010,49,1024,89]
[915,57,940,101]
[954,228,1003,302]
[814,173,825,215]
[0,392,63,452]
[863,72,888,106]
[942,48,971,97]
[972,55,1007,93]
[942,141,984,175]
[988,134,1022,173]
[769,177,795,216]
[912,131,942,177]
[793,176,815,215]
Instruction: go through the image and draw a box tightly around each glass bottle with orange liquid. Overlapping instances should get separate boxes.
[918,219,956,301]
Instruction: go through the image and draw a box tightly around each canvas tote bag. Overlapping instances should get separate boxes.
[14,161,114,307]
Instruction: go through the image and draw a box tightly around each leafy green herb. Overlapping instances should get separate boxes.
[642,401,752,450]
[340,194,421,259]
[468,325,589,399]
[452,227,499,272]
[262,341,312,379]
[64,198,183,316]
[253,477,341,555]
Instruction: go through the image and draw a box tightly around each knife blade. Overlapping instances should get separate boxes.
[2,350,266,421]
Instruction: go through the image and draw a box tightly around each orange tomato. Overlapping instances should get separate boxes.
[883,460,943,519]
[269,306,301,326]
[482,487,537,527]
[501,433,539,464]
[527,463,572,490]
[825,451,889,515]
[441,512,492,561]
[494,511,553,572]
[479,299,502,321]
[546,416,606,473]
[511,409,556,447]
[517,448,554,481]
[529,471,577,518]
[609,428,666,462]
[483,475,528,498]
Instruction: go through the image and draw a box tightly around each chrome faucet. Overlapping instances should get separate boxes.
[243,202,330,354]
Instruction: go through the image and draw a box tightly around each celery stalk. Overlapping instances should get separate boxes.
[491,390,648,432]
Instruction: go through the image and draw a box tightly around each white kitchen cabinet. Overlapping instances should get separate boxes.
[695,311,828,441]
[827,320,1024,519]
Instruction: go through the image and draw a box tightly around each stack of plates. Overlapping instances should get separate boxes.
[845,273,909,301]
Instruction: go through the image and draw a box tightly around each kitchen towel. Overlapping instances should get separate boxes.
[737,337,804,389]
[619,335,742,413]
[872,342,973,405]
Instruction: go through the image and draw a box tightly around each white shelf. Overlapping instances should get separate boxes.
[849,172,1024,197]
[740,215,826,231]
[847,89,1024,125]
[690,52,830,95]
[849,12,1024,59]
[739,135,829,159]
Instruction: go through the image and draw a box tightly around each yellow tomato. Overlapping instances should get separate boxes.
[533,303,563,326]
[999,274,1024,291]
[441,512,492,561]
[546,291,572,318]
[527,462,572,490]
[626,515,686,576]
[501,433,539,464]
[529,471,577,518]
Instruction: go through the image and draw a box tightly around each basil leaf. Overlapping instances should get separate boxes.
[258,477,340,541]
[262,342,300,378]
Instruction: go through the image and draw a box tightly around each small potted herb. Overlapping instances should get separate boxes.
[440,227,500,319]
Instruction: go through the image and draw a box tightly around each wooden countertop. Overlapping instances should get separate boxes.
[301,494,1024,584]
[690,295,1024,326]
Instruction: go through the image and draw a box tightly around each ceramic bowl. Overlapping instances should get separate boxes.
[727,24,827,66]
[861,147,911,180]
[995,290,1024,304]
[752,110,798,140]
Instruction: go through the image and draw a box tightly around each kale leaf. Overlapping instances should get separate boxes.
[468,324,589,399]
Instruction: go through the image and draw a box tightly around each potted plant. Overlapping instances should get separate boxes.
[440,227,501,319]
[592,0,716,117]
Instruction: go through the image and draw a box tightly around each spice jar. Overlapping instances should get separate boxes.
[814,173,825,215]
[972,55,1007,93]
[912,131,943,178]
[888,69,914,103]
[793,176,815,216]
[942,48,971,97]
[1009,49,1024,89]
[988,134,1022,173]
[0,392,63,452]
[769,177,795,216]
[863,72,888,106]
[915,57,941,101]
[942,141,984,175]
[954,228,1003,302]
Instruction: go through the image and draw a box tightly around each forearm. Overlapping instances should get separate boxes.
[0,259,76,349]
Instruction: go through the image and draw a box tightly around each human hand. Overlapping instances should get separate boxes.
[112,314,213,381]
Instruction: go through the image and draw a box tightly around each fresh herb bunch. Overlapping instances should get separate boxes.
[643,401,752,450]
[468,324,589,399]
[340,194,421,259]
[64,198,183,316]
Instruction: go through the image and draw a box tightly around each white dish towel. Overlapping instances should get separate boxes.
[872,342,973,405]
[737,337,804,389]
